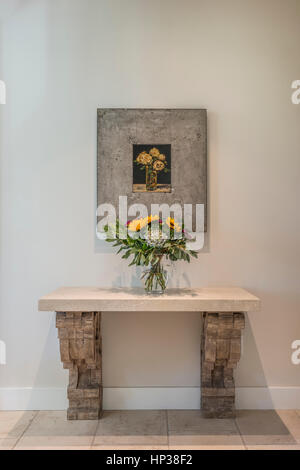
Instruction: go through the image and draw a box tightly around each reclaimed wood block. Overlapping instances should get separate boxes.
[201,311,245,419]
[229,339,242,365]
[218,328,241,339]
[227,361,239,370]
[58,328,69,339]
[84,339,95,360]
[69,340,84,360]
[56,311,102,421]
[204,315,218,338]
[212,365,224,387]
[73,313,83,327]
[202,387,235,397]
[68,409,101,420]
[218,314,233,329]
[63,361,74,370]
[234,312,245,330]
[223,367,234,388]
[91,369,102,385]
[75,330,84,340]
[204,338,216,362]
[202,395,236,419]
[56,313,66,328]
[69,367,79,389]
[83,388,101,399]
[68,388,85,400]
[83,328,95,340]
[216,339,230,360]
[68,391,102,409]
[59,340,70,362]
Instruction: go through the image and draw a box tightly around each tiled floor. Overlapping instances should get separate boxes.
[0,410,300,450]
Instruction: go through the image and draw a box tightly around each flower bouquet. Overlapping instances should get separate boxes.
[104,216,198,294]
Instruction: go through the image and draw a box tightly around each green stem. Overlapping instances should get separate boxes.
[143,256,167,293]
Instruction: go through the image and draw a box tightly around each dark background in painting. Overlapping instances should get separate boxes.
[133,144,171,185]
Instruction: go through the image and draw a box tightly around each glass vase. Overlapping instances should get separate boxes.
[145,167,158,191]
[142,259,168,295]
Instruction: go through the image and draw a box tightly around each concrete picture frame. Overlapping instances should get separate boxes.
[97,108,207,231]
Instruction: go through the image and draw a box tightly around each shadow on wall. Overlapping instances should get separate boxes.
[24,317,68,412]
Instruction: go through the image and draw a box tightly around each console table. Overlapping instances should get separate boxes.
[38,287,260,420]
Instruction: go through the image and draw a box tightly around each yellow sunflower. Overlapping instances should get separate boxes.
[153,160,165,172]
[147,215,159,224]
[166,217,181,233]
[128,219,142,232]
[142,218,151,228]
[129,217,152,232]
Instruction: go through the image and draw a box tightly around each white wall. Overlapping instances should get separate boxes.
[0,0,300,410]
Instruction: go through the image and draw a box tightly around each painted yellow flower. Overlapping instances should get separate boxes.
[137,152,152,165]
[153,160,165,172]
[136,152,145,164]
[166,217,181,233]
[143,153,153,165]
[149,147,160,158]
[158,154,166,161]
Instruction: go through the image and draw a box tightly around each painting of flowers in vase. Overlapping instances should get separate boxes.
[133,144,171,193]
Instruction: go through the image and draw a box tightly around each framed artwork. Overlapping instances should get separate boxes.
[97,108,207,231]
[133,144,171,193]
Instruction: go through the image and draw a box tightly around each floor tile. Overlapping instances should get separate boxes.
[0,411,37,439]
[94,411,168,446]
[246,445,300,450]
[169,445,245,450]
[167,410,243,447]
[276,410,300,444]
[0,438,18,450]
[92,445,169,450]
[235,410,296,445]
[15,411,97,450]
[2,409,299,450]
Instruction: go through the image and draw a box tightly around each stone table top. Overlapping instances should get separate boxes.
[38,287,261,313]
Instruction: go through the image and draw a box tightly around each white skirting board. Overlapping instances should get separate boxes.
[0,387,299,411]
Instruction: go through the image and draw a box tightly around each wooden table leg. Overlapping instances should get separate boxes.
[56,311,102,420]
[201,312,245,418]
